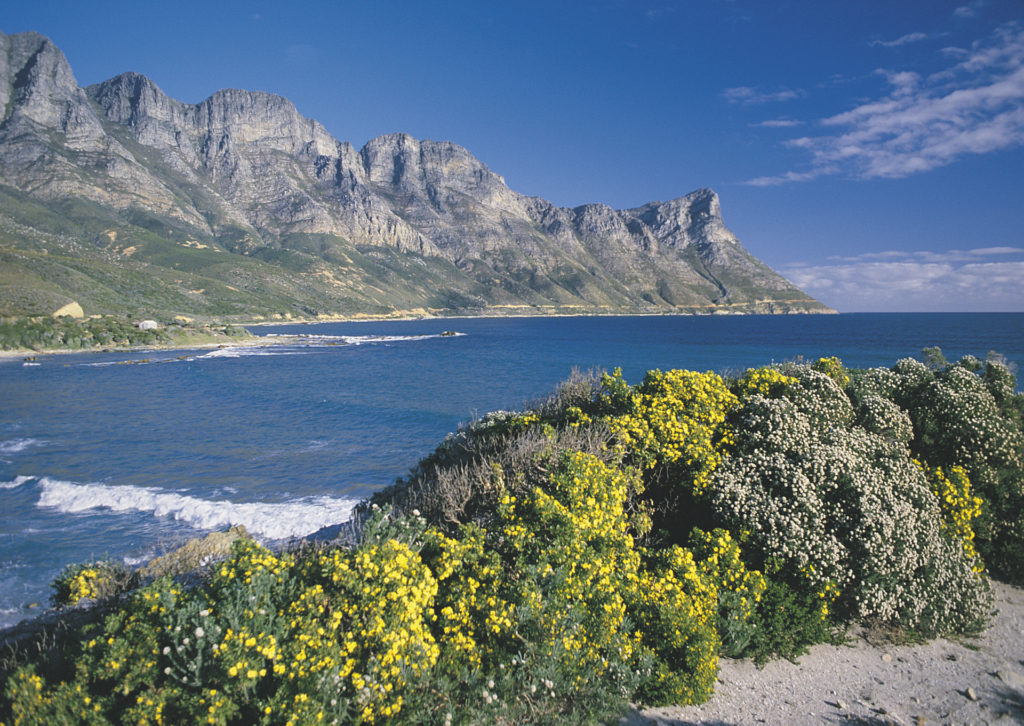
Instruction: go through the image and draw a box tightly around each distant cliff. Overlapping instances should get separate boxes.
[0,30,833,320]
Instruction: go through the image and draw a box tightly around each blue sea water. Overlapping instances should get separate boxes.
[1,312,1022,628]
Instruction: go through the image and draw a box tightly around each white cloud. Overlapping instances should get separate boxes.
[828,246,1024,263]
[870,32,929,48]
[746,24,1024,185]
[781,253,1024,311]
[745,169,830,187]
[750,119,805,128]
[954,1,985,19]
[721,86,804,105]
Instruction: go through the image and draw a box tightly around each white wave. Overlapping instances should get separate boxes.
[0,439,44,455]
[196,346,312,359]
[266,332,462,345]
[341,333,462,345]
[36,478,357,540]
[0,475,34,490]
[263,334,348,342]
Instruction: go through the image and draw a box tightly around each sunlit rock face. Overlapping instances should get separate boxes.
[0,30,833,317]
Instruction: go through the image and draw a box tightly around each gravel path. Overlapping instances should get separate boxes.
[624,581,1024,726]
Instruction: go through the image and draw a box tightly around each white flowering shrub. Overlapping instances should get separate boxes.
[854,395,914,447]
[710,367,992,634]
[982,358,1017,407]
[784,367,854,432]
[851,355,1024,583]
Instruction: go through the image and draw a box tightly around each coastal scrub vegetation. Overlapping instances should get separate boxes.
[0,315,251,352]
[2,351,1022,724]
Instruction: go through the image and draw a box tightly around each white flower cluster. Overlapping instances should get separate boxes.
[982,359,1016,404]
[783,369,854,432]
[918,366,1023,473]
[854,395,914,447]
[710,367,992,633]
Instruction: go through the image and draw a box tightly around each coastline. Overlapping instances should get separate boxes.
[0,334,307,362]
[0,307,843,361]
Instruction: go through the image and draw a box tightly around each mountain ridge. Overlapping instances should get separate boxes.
[0,30,834,320]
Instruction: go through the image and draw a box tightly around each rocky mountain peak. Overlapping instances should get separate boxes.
[625,188,736,250]
[1,30,95,134]
[358,132,525,220]
[0,30,833,318]
[89,72,178,132]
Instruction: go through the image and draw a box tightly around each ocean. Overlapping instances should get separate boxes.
[1,312,1022,629]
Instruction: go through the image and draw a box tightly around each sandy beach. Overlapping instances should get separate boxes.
[625,580,1024,725]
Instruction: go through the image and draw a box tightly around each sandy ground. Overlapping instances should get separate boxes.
[624,580,1024,725]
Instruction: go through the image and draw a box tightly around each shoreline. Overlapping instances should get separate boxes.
[0,308,843,361]
[0,334,307,362]
[5,308,1017,362]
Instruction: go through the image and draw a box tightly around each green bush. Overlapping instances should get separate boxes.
[741,574,844,666]
[50,559,135,607]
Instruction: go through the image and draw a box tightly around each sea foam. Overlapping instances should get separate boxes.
[197,347,313,360]
[36,478,358,540]
[1,475,34,490]
[341,333,463,345]
[0,438,44,455]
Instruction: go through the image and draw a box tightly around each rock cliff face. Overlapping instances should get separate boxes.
[0,30,833,318]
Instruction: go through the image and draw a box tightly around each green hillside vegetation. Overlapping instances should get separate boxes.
[0,315,252,352]
[3,351,1021,725]
[0,190,627,323]
[0,186,443,320]
[0,187,826,322]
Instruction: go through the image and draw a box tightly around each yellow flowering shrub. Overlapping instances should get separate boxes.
[688,528,767,656]
[8,535,445,726]
[811,356,850,388]
[496,451,730,707]
[419,525,512,671]
[916,461,984,571]
[734,367,797,399]
[51,560,131,607]
[600,368,737,495]
[4,668,108,725]
[627,545,719,706]
[284,538,440,724]
[496,452,641,677]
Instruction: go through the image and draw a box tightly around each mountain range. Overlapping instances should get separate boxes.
[0,30,833,321]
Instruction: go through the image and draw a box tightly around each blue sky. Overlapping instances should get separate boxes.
[4,0,1023,311]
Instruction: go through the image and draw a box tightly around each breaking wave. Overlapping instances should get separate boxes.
[1,475,34,490]
[36,478,358,540]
